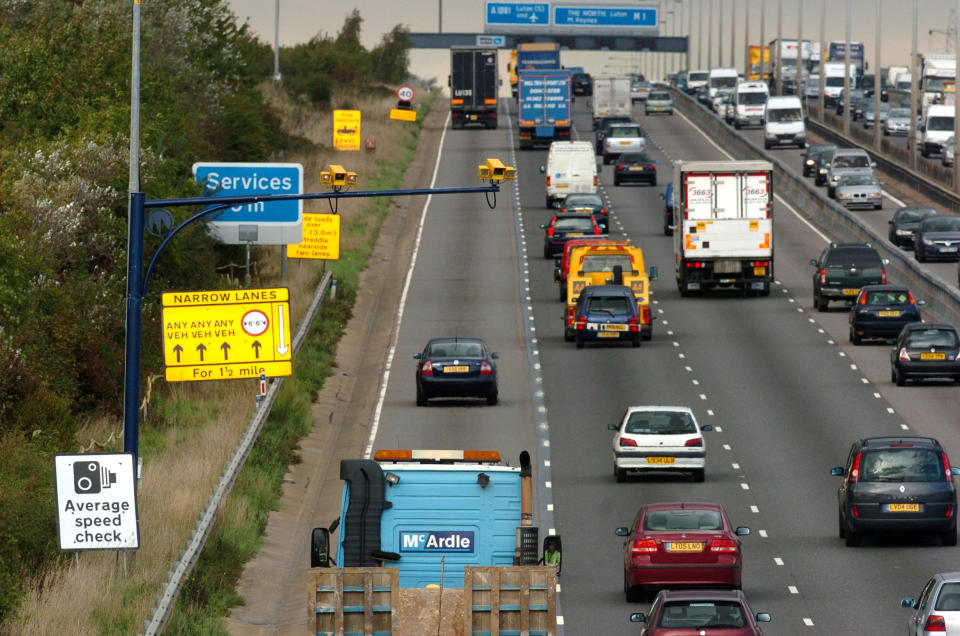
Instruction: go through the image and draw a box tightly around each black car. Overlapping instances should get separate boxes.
[572,72,592,96]
[613,152,657,186]
[660,181,674,236]
[814,147,836,186]
[413,337,499,406]
[559,193,610,233]
[831,436,960,547]
[915,215,960,262]
[594,115,633,152]
[810,243,887,311]
[803,143,837,177]
[891,322,960,386]
[571,284,641,349]
[888,206,938,249]
[540,213,600,258]
[848,285,923,345]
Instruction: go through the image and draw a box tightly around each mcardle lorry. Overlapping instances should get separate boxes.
[672,160,775,297]
[449,46,499,129]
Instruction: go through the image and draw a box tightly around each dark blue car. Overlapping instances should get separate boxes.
[571,284,641,349]
[414,338,499,406]
[848,285,923,344]
[660,181,674,236]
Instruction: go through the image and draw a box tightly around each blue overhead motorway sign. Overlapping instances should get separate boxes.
[553,5,657,28]
[192,162,303,245]
[485,2,550,26]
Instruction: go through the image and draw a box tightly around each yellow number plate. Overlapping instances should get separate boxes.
[469,115,478,120]
[920,352,946,360]
[886,503,920,512]
[619,141,631,146]
[602,324,627,331]
[566,232,583,237]
[597,331,620,338]
[646,456,675,464]
[667,542,702,552]
[629,167,644,171]
[443,365,470,373]
[753,266,766,276]
[842,288,860,296]
[877,310,901,317]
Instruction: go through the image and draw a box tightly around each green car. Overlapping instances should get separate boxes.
[810,243,887,312]
[644,90,674,116]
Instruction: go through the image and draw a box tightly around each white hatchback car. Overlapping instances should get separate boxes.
[608,406,711,483]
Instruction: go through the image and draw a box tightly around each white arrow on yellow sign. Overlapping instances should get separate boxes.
[161,288,292,382]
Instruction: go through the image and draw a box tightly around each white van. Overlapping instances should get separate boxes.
[921,103,955,157]
[708,67,739,100]
[686,69,709,95]
[822,62,857,107]
[540,141,598,208]
[733,81,769,128]
[763,95,806,149]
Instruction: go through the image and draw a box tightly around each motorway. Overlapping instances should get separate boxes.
[351,91,960,636]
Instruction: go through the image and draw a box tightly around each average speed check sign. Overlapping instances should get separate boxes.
[397,85,414,102]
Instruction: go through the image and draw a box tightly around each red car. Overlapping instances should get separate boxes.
[630,589,771,635]
[616,502,750,602]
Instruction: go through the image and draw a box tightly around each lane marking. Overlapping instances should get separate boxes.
[759,529,768,537]
[774,557,784,566]
[804,618,815,626]
[789,585,799,594]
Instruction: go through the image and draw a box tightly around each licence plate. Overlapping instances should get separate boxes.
[629,167,644,171]
[667,542,702,552]
[921,352,946,360]
[602,324,627,331]
[597,331,620,338]
[618,141,631,146]
[566,232,583,237]
[842,288,860,296]
[647,456,675,464]
[753,266,766,276]
[443,365,470,373]
[877,310,901,317]
[469,115,478,121]
[942,247,958,253]
[885,503,920,512]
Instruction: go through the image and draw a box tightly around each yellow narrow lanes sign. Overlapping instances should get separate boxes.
[390,108,417,122]
[286,213,341,260]
[333,110,361,151]
[161,288,292,382]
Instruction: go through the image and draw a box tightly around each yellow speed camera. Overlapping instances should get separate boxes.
[319,164,358,188]
[477,158,516,182]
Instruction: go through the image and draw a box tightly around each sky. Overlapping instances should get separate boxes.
[226,0,959,93]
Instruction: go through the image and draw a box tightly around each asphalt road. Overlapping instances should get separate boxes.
[354,95,960,635]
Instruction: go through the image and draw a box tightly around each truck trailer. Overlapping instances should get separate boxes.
[591,76,631,129]
[518,70,572,150]
[672,160,774,297]
[449,46,499,129]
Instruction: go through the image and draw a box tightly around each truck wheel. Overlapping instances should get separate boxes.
[559,286,566,302]
[602,152,609,164]
[631,338,640,348]
[895,368,907,386]
[651,177,657,187]
[624,577,643,603]
[545,196,552,209]
[543,244,551,259]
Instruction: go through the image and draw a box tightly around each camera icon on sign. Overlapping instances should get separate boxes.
[73,461,117,494]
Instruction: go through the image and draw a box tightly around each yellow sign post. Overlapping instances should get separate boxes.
[286,213,341,260]
[333,110,361,151]
[161,288,292,382]
[389,108,417,122]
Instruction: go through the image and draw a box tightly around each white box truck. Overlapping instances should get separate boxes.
[673,160,774,297]
[591,76,631,129]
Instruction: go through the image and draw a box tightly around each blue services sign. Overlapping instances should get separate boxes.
[192,162,303,245]
[554,5,657,28]
[399,530,475,553]
[485,2,550,26]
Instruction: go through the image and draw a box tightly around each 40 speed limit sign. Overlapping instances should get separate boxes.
[396,85,414,102]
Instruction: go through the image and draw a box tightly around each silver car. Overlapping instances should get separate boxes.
[644,90,674,115]
[902,572,960,635]
[834,174,883,210]
[827,148,876,197]
[884,107,912,136]
[943,136,955,167]
[863,102,890,129]
[711,88,733,114]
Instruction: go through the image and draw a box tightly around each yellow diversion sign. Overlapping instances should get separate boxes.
[161,288,292,382]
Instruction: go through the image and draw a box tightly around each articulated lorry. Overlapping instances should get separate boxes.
[449,46,499,129]
[518,70,572,150]
[309,449,559,634]
[672,161,774,297]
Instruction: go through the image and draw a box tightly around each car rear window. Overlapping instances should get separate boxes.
[649,92,670,100]
[658,601,747,629]
[428,342,483,358]
[565,194,602,207]
[864,290,910,305]
[619,153,651,163]
[824,248,882,269]
[645,510,721,531]
[586,295,631,314]
[905,328,959,348]
[625,411,696,435]
[833,154,871,168]
[555,217,595,231]
[935,584,960,611]
[581,254,633,273]
[859,449,944,482]
[609,125,642,138]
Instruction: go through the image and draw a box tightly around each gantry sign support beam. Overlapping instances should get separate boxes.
[123,184,501,463]
[409,32,688,52]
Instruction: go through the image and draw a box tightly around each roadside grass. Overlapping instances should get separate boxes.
[2,86,434,636]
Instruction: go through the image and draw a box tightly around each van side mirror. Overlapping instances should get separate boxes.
[310,527,331,567]
[539,165,546,173]
[649,266,659,280]
[447,75,451,87]
[596,163,602,173]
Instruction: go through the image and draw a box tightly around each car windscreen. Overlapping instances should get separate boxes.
[864,290,911,306]
[922,217,960,232]
[824,248,882,269]
[897,208,936,223]
[581,254,633,274]
[766,107,803,123]
[826,77,845,87]
[644,509,721,531]
[839,175,878,186]
[833,154,871,168]
[905,328,959,348]
[554,217,595,232]
[888,109,911,119]
[585,295,631,314]
[711,76,737,89]
[738,92,767,105]
[609,126,642,137]
[928,116,955,131]
[658,602,747,629]
[625,411,696,435]
[688,72,709,82]
[619,153,651,164]
[859,449,944,482]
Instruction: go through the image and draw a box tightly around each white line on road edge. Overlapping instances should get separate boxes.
[365,112,451,458]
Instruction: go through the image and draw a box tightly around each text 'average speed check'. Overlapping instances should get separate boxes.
[161,288,292,382]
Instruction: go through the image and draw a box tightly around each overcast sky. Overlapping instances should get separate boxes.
[226,0,958,91]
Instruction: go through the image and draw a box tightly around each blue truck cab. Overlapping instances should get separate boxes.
[331,449,533,588]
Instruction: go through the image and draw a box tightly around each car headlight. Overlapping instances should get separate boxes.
[805,159,814,166]
[896,229,912,236]
[923,238,934,245]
